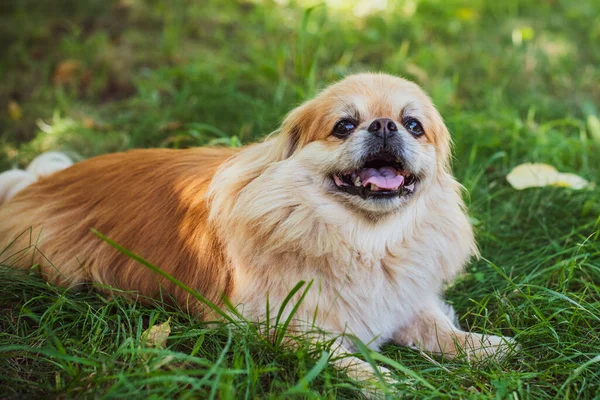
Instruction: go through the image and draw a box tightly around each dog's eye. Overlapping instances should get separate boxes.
[332,119,357,138]
[403,118,424,136]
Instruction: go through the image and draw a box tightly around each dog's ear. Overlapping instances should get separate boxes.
[430,110,453,174]
[282,125,301,160]
[276,101,323,159]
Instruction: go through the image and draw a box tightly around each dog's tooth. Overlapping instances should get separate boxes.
[353,175,362,187]
[370,183,381,191]
[406,183,415,191]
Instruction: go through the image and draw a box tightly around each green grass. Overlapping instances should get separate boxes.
[1,0,599,398]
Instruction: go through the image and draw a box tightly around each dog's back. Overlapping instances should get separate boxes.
[0,148,237,314]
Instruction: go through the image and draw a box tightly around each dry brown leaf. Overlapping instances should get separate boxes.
[506,163,589,190]
[82,117,96,129]
[141,318,171,349]
[159,121,183,131]
[53,59,82,85]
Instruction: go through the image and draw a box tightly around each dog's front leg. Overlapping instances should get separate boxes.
[392,301,517,363]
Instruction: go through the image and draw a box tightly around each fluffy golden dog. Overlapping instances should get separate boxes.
[0,73,514,383]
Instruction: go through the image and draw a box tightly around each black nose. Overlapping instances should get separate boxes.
[367,118,398,137]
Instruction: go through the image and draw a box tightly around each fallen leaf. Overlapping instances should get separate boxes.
[159,121,183,131]
[82,117,96,129]
[506,163,589,190]
[141,319,171,349]
[553,173,589,189]
[8,101,22,121]
[466,386,480,394]
[53,59,82,85]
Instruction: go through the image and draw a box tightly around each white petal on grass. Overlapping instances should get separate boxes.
[506,163,589,190]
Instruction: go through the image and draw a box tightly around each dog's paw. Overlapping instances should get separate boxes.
[348,363,397,399]
[463,333,519,363]
[338,357,394,398]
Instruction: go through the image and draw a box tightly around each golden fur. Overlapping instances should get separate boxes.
[0,73,515,383]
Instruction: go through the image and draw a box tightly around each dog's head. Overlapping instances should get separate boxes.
[277,73,452,215]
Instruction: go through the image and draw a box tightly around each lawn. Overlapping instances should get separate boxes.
[1,0,599,398]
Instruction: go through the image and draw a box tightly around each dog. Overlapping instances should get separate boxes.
[0,73,515,384]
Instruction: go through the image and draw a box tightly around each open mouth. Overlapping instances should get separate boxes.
[332,152,417,199]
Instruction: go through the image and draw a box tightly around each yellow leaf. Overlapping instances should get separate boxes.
[506,163,589,190]
[8,101,22,121]
[141,319,171,349]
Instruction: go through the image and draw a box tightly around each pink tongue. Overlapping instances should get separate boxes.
[358,167,404,190]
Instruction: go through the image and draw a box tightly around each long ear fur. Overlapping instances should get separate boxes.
[430,109,453,175]
[272,100,325,159]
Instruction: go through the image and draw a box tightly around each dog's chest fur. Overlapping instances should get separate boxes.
[208,153,475,349]
[223,188,471,349]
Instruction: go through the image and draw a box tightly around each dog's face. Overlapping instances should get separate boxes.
[280,73,452,215]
